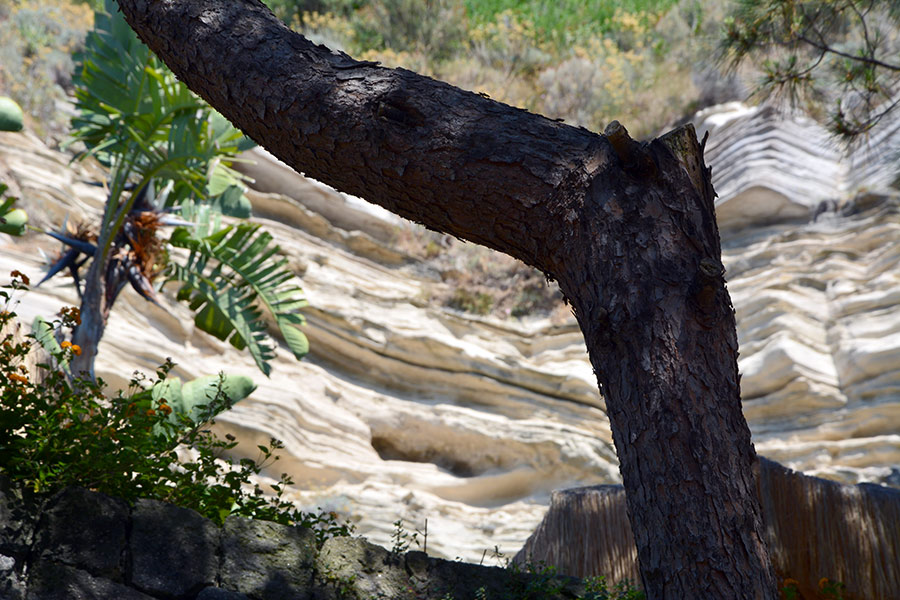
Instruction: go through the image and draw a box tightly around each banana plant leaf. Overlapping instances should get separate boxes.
[31,316,70,377]
[130,373,256,441]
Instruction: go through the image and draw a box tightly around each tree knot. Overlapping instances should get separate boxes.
[604,121,657,179]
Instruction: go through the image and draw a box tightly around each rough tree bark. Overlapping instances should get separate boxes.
[113,0,779,597]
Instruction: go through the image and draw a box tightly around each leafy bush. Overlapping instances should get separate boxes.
[447,287,494,315]
[0,273,351,546]
[504,561,644,600]
[286,1,729,140]
[534,6,729,138]
[463,0,679,49]
[781,577,846,600]
[352,0,468,63]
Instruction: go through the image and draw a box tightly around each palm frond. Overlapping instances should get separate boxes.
[166,223,308,376]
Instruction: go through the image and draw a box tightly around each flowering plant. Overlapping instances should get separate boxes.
[0,273,351,546]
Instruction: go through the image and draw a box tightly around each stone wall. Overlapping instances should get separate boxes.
[0,477,590,600]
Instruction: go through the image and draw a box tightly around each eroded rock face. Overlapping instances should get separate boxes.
[0,102,897,562]
[695,103,900,486]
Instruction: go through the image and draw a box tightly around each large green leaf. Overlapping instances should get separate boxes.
[0,185,27,236]
[166,223,309,375]
[132,373,256,440]
[169,259,274,375]
[31,316,70,376]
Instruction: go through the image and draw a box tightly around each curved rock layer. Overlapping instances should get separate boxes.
[695,103,900,486]
[0,101,897,562]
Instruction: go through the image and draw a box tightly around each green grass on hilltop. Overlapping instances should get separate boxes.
[464,0,681,42]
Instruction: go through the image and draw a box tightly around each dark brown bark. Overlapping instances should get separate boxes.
[112,0,779,596]
[555,126,777,597]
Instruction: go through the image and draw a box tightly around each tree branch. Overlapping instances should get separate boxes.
[113,0,614,276]
[795,33,900,72]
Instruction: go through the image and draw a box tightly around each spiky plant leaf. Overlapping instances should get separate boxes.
[69,0,254,215]
[166,223,308,376]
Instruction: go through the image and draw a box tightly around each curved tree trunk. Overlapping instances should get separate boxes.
[112,0,779,596]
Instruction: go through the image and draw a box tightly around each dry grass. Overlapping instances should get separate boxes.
[394,226,567,321]
[0,0,93,141]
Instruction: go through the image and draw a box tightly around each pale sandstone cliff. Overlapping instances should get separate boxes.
[0,102,896,562]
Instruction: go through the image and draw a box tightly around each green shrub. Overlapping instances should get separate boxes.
[464,0,679,49]
[352,0,468,62]
[447,287,494,315]
[0,273,351,547]
[510,283,557,318]
[781,577,845,600]
[579,574,644,600]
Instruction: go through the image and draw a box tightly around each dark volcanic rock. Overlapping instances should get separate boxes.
[129,498,219,598]
[27,561,155,600]
[33,486,129,580]
[220,515,316,600]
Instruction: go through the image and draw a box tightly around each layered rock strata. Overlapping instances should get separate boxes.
[0,100,897,564]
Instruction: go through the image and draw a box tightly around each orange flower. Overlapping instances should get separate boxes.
[59,306,81,326]
[59,340,82,355]
[145,408,156,417]
[10,270,30,285]
[157,403,172,416]
[8,372,28,384]
[818,578,829,589]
